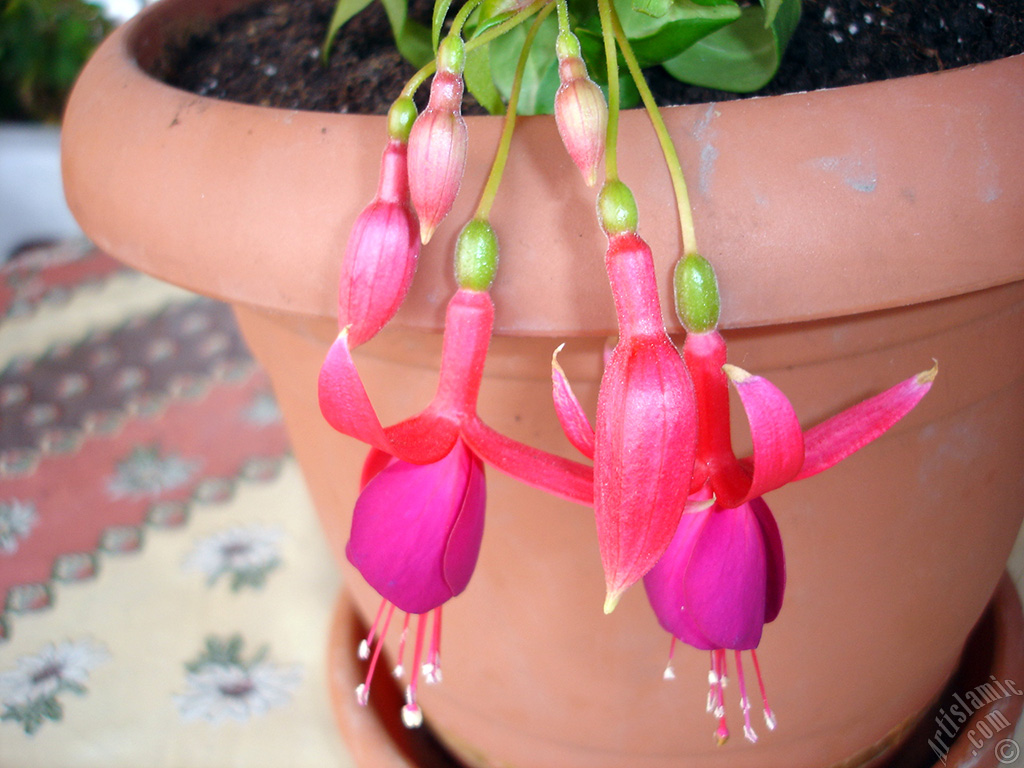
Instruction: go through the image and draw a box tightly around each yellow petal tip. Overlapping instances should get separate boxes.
[603,590,622,615]
[917,361,939,385]
[722,363,752,383]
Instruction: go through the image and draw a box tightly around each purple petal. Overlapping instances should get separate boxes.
[682,503,768,650]
[346,440,484,614]
[442,447,486,597]
[749,496,786,624]
[643,500,717,650]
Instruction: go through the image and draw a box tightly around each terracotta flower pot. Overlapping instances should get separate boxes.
[62,0,1024,765]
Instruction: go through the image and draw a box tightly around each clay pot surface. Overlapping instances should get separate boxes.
[62,0,1024,333]
[62,2,1024,767]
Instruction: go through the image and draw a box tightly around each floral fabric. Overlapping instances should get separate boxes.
[0,246,353,767]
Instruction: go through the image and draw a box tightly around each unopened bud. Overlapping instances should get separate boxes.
[554,33,607,187]
[454,218,498,291]
[555,72,607,186]
[674,253,720,333]
[597,180,638,235]
[387,97,418,143]
[437,35,465,75]
[408,70,468,243]
[338,139,420,347]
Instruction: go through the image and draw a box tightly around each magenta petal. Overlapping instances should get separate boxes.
[682,503,768,650]
[551,346,596,460]
[595,335,697,605]
[462,418,594,505]
[318,330,391,450]
[360,447,395,489]
[748,496,786,624]
[442,446,486,597]
[346,440,484,614]
[718,366,804,506]
[795,365,937,481]
[643,502,717,650]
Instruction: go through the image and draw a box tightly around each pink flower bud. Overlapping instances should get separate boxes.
[339,138,420,347]
[407,70,468,244]
[554,56,607,187]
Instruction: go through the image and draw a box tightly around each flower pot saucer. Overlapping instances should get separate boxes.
[328,574,1024,768]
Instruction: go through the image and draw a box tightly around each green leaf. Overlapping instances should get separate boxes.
[661,0,800,92]
[322,0,375,61]
[584,0,740,69]
[487,12,560,115]
[762,0,782,27]
[632,0,672,20]
[380,0,434,67]
[464,44,506,115]
[431,0,454,54]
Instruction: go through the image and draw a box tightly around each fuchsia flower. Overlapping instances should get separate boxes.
[554,31,607,187]
[338,135,420,347]
[319,221,593,725]
[552,183,697,612]
[643,255,937,744]
[347,442,484,727]
[407,37,469,244]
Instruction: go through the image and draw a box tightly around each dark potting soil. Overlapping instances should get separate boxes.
[160,0,1024,115]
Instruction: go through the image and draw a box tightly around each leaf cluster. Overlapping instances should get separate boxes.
[323,0,800,115]
[0,0,114,122]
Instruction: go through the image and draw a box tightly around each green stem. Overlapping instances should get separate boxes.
[596,0,620,182]
[609,5,696,254]
[476,2,556,220]
[402,0,545,100]
[401,61,437,100]
[450,0,485,38]
[556,0,569,31]
[467,0,548,50]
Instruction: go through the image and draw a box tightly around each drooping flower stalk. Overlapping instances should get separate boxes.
[609,4,697,254]
[551,182,697,613]
[643,254,936,744]
[321,11,592,726]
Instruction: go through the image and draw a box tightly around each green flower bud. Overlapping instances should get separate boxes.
[455,219,499,291]
[556,30,582,61]
[597,181,638,235]
[387,97,418,143]
[438,35,466,75]
[674,253,720,333]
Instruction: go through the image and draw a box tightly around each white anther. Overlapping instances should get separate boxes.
[401,704,423,729]
[357,640,370,660]
[355,684,369,706]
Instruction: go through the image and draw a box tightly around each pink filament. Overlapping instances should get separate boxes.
[358,601,396,705]
[751,649,777,729]
[734,651,757,743]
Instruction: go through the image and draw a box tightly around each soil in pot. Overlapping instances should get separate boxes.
[157,0,1024,115]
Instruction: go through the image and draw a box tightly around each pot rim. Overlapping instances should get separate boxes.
[61,0,1024,334]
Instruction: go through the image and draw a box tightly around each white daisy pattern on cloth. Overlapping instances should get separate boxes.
[106,444,199,499]
[0,499,38,555]
[0,639,110,734]
[175,635,301,724]
[182,525,283,590]
[241,391,282,427]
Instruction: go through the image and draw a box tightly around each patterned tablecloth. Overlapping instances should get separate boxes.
[0,243,354,768]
